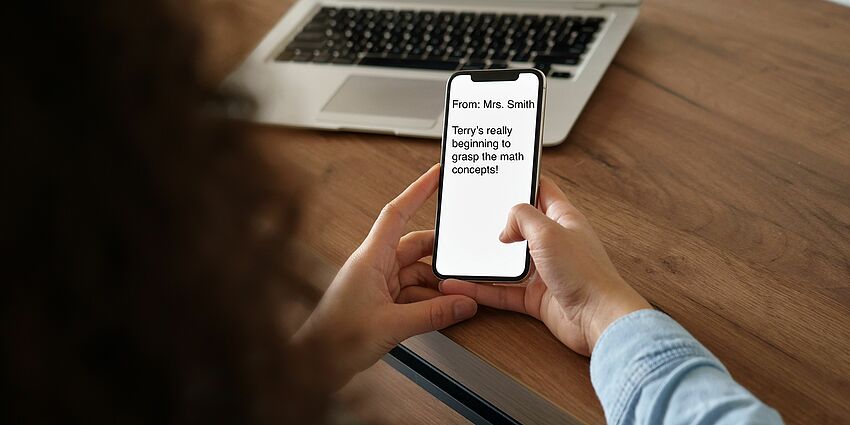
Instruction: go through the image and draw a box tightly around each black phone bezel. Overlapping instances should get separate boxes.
[432,68,546,283]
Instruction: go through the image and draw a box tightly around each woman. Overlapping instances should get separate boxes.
[2,0,781,424]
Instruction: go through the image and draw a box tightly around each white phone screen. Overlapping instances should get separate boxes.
[433,71,544,280]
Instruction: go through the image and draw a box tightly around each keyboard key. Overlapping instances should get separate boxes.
[576,32,594,44]
[554,46,586,56]
[276,49,296,61]
[491,50,510,61]
[448,49,465,59]
[426,46,445,57]
[359,56,460,70]
[316,7,338,19]
[461,60,486,70]
[535,54,580,65]
[469,47,490,61]
[533,63,551,75]
[551,71,572,79]
[512,51,532,62]
[520,14,540,27]
[579,24,599,33]
[292,53,312,62]
[332,55,357,64]
[287,40,325,51]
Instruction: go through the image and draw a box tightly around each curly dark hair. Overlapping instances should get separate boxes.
[1,1,326,424]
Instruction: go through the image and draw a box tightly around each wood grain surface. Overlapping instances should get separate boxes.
[196,0,850,423]
[337,360,470,425]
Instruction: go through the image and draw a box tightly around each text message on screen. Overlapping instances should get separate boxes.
[434,72,541,279]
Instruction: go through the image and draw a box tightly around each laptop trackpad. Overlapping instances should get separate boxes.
[318,75,445,130]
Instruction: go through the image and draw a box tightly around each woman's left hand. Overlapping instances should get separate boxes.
[295,164,477,389]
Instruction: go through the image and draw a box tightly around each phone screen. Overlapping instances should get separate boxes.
[433,70,545,281]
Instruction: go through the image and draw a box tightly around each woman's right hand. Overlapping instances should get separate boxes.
[439,176,651,356]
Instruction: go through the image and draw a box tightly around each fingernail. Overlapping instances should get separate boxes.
[453,299,477,319]
[438,280,445,292]
[441,279,461,292]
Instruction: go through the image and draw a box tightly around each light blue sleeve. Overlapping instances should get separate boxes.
[589,309,783,425]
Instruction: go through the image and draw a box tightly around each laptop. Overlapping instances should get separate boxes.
[223,0,640,146]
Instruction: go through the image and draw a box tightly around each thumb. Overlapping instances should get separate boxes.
[499,203,555,244]
[388,295,477,341]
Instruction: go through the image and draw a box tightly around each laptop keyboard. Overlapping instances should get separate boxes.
[275,7,605,78]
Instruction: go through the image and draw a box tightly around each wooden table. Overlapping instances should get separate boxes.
[199,0,850,423]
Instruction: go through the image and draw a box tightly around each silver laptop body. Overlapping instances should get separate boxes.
[224,0,640,146]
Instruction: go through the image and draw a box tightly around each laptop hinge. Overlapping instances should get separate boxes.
[573,3,603,9]
[571,1,641,8]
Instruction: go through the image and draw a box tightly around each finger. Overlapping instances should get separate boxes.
[396,230,435,266]
[396,286,442,304]
[537,176,573,212]
[398,261,439,290]
[387,295,477,340]
[440,279,529,315]
[498,203,555,244]
[365,164,440,251]
[537,176,582,226]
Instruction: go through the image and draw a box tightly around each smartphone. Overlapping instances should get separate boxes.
[432,69,546,282]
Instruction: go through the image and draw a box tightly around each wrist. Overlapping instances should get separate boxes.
[584,279,652,354]
[293,306,364,392]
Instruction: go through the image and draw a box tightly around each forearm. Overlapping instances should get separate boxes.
[590,310,783,425]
